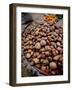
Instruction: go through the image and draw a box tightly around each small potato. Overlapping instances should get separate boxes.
[25,38,29,41]
[57,42,61,46]
[45,46,51,51]
[40,48,45,52]
[45,46,49,50]
[29,45,33,49]
[50,46,54,49]
[37,54,41,59]
[50,62,57,69]
[35,31,39,35]
[24,46,29,49]
[26,53,31,58]
[55,50,59,55]
[33,52,39,57]
[35,42,41,49]
[51,42,57,48]
[27,49,32,53]
[40,40,46,46]
[40,59,44,63]
[41,52,45,54]
[58,37,62,41]
[60,49,63,54]
[57,47,62,51]
[43,59,49,65]
[36,28,41,31]
[39,32,46,36]
[29,41,33,44]
[37,38,41,41]
[41,37,47,40]
[52,51,57,56]
[50,25,55,30]
[53,32,58,36]
[33,58,39,64]
[51,42,56,46]
[31,51,34,55]
[42,28,47,33]
[41,54,45,58]
[55,30,59,34]
[59,55,63,61]
[48,57,52,61]
[45,51,50,56]
[53,55,60,61]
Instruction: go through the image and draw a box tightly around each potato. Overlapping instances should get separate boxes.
[40,59,44,63]
[35,31,39,35]
[27,49,32,53]
[40,40,46,46]
[30,51,34,55]
[53,55,60,61]
[26,53,31,58]
[35,42,41,49]
[33,58,39,64]
[41,54,45,58]
[45,46,51,51]
[57,46,61,50]
[59,55,63,61]
[33,52,39,57]
[43,59,49,65]
[45,51,50,56]
[50,62,57,69]
[57,42,61,46]
[37,54,41,59]
[48,57,52,61]
[40,48,45,52]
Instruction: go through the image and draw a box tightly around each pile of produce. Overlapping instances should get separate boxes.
[22,15,63,75]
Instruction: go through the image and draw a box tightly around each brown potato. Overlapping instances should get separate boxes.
[53,55,60,61]
[35,42,41,49]
[40,48,45,52]
[45,51,50,56]
[40,40,46,46]
[43,59,49,65]
[33,52,39,57]
[26,53,31,59]
[57,42,61,46]
[33,58,39,64]
[35,31,39,35]
[50,62,57,69]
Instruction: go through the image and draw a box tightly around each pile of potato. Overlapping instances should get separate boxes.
[22,20,63,75]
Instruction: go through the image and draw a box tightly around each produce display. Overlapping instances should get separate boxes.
[21,14,63,76]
